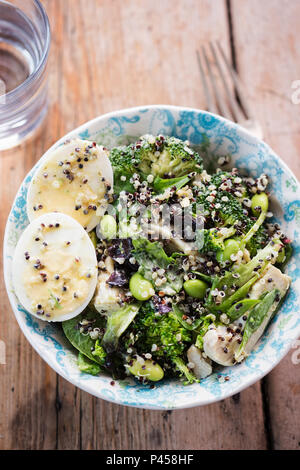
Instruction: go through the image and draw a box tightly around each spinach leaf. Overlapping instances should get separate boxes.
[62,308,106,364]
[77,352,101,376]
[102,303,141,353]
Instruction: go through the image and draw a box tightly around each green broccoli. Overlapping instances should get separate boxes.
[109,135,203,180]
[245,225,269,257]
[196,226,236,254]
[125,301,197,383]
[196,172,271,258]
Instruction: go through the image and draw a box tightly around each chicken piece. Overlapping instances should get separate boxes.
[203,325,243,366]
[233,264,291,361]
[233,264,291,330]
[93,256,125,315]
[187,345,212,379]
[146,222,196,254]
[249,264,291,299]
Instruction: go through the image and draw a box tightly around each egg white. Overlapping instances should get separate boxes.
[27,139,113,232]
[12,212,98,322]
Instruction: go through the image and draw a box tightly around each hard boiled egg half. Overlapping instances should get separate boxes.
[27,139,113,232]
[12,212,98,322]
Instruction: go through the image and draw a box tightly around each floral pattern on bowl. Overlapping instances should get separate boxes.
[4,105,300,409]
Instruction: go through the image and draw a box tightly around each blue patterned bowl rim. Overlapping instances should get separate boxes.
[3,105,300,409]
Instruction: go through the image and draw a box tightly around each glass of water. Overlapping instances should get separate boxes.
[0,0,50,151]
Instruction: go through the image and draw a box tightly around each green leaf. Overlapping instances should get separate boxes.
[62,308,106,364]
[102,303,141,353]
[172,357,199,385]
[77,352,101,376]
[92,339,106,365]
[171,305,203,331]
[153,174,192,193]
[132,237,174,268]
[48,290,62,309]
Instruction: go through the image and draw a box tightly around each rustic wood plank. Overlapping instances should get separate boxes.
[0,0,276,450]
[263,349,300,450]
[66,0,267,450]
[231,0,300,450]
[0,139,58,451]
[80,383,266,450]
[231,0,300,179]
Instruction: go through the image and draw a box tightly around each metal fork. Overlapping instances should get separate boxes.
[197,42,263,140]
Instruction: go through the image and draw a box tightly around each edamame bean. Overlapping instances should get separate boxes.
[216,238,240,263]
[100,214,117,240]
[251,192,269,216]
[183,279,208,299]
[129,358,164,382]
[129,273,155,301]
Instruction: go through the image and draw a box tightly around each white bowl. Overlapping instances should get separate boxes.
[4,105,300,409]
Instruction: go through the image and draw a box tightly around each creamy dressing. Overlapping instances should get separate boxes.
[31,148,106,228]
[13,212,98,322]
[24,245,92,319]
[27,140,114,231]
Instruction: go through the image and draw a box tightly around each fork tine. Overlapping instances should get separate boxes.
[201,45,233,120]
[209,42,245,122]
[196,49,218,115]
[216,41,252,119]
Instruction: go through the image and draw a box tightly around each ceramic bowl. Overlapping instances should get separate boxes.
[4,105,300,409]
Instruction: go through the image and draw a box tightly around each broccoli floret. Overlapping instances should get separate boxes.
[109,135,203,180]
[246,225,269,257]
[130,301,191,358]
[196,170,272,260]
[125,301,198,383]
[196,226,236,254]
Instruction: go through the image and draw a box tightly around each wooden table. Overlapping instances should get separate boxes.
[0,0,299,450]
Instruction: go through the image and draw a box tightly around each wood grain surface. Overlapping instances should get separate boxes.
[0,0,299,450]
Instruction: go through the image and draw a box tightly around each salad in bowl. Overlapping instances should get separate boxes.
[4,106,300,409]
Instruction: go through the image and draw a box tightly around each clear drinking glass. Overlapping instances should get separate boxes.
[0,0,50,150]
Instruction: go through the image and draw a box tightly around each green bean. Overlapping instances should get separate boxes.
[129,358,164,382]
[100,214,117,240]
[129,273,155,301]
[251,192,269,216]
[227,298,261,321]
[183,279,208,299]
